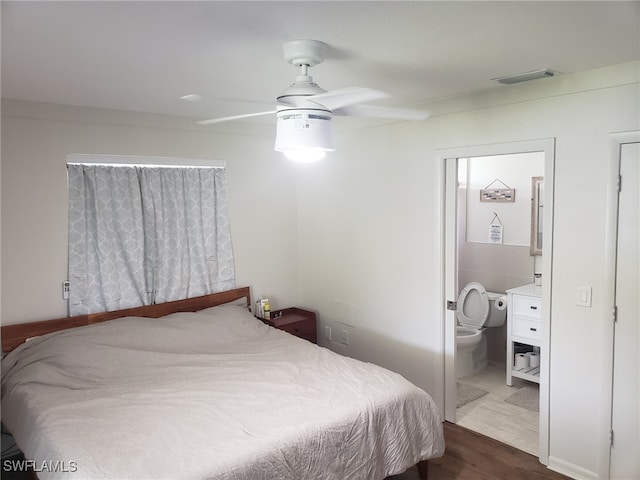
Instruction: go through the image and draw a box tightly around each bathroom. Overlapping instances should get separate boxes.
[454,151,544,455]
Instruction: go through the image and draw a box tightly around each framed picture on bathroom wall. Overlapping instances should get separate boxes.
[489,224,504,244]
[530,176,544,255]
[480,187,515,202]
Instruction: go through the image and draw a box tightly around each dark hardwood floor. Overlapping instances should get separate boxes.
[426,422,572,480]
[3,422,573,480]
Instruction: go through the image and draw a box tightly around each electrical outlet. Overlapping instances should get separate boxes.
[340,329,349,345]
[62,281,70,300]
[324,326,332,341]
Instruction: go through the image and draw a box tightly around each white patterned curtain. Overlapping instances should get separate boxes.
[68,163,235,316]
[139,166,235,304]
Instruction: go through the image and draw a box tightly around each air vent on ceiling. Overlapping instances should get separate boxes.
[493,69,555,85]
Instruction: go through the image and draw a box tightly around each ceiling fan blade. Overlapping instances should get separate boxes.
[333,104,430,121]
[197,110,276,125]
[307,87,389,111]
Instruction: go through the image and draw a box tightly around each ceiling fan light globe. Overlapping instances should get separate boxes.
[283,148,328,163]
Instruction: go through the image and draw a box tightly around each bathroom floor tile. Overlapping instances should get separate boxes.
[456,361,539,456]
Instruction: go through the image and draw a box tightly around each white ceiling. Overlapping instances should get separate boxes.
[2,1,639,128]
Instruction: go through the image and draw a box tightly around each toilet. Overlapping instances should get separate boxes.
[455,282,507,378]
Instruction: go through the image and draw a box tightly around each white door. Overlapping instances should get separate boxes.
[443,156,458,422]
[610,141,639,480]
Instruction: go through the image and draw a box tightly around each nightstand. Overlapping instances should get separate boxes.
[261,307,317,344]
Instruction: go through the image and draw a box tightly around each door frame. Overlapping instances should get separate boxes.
[437,138,555,465]
[602,130,640,479]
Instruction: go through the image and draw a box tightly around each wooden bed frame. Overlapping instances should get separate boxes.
[1,286,251,353]
[1,285,431,479]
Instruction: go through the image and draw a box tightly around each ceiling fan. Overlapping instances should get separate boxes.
[198,39,430,162]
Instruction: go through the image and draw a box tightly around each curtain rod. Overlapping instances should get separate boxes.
[66,154,225,168]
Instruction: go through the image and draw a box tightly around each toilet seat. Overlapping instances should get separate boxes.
[456,282,490,329]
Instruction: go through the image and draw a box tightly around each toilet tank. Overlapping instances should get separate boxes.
[485,292,507,327]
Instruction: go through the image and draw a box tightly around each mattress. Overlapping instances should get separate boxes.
[1,304,444,480]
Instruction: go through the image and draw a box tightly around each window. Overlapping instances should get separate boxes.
[67,157,235,315]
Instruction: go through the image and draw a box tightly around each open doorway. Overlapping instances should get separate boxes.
[439,139,555,465]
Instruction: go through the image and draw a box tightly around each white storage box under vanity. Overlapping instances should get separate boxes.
[506,283,542,385]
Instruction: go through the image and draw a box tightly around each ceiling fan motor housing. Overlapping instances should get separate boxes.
[274,109,334,153]
[277,78,327,106]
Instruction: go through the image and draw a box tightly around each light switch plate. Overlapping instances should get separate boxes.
[577,286,592,307]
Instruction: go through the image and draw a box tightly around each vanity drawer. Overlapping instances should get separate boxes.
[512,316,542,341]
[512,295,542,319]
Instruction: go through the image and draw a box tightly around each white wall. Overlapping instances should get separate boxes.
[465,152,544,246]
[2,61,639,479]
[0,101,302,324]
[296,61,639,478]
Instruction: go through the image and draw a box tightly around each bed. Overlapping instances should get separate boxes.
[1,287,444,480]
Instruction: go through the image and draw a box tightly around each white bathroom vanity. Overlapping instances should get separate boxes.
[506,283,542,386]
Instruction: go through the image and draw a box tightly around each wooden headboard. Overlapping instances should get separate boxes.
[1,287,251,353]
